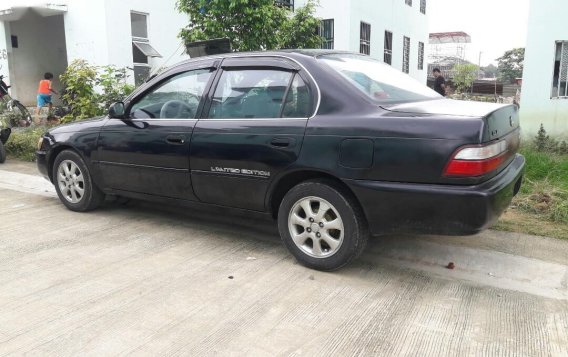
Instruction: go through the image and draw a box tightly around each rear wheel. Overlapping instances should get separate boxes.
[0,141,6,163]
[52,150,104,211]
[278,179,368,271]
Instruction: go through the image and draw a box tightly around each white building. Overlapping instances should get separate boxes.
[522,0,568,136]
[0,0,429,107]
[295,0,429,82]
[0,0,188,106]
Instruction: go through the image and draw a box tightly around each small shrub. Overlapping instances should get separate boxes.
[532,123,568,154]
[4,128,45,161]
[60,60,134,123]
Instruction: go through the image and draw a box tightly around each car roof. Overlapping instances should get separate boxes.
[167,49,360,70]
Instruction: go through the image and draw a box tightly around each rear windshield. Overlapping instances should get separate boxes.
[319,54,442,103]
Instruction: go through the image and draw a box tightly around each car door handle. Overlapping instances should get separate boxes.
[270,137,294,148]
[166,135,185,145]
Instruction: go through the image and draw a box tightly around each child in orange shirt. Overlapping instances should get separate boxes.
[36,72,58,124]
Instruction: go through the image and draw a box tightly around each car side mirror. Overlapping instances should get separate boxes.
[108,102,125,119]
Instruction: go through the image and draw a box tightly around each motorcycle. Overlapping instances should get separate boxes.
[0,71,33,128]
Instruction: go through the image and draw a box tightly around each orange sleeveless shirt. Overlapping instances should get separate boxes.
[38,80,51,94]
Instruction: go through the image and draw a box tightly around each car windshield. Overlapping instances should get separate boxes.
[319,54,442,103]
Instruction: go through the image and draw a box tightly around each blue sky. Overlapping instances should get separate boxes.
[429,0,530,66]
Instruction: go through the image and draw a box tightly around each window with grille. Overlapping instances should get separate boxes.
[131,11,162,86]
[275,0,294,11]
[405,0,412,6]
[384,31,393,65]
[420,0,426,14]
[319,19,334,50]
[552,41,568,98]
[403,36,410,74]
[418,41,424,70]
[360,22,371,55]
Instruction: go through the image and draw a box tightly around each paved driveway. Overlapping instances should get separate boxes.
[0,162,567,356]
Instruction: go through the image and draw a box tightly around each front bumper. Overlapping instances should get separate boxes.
[36,150,50,181]
[345,154,525,236]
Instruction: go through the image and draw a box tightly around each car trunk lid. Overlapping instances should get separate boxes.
[381,99,520,142]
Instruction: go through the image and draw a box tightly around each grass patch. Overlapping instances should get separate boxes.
[495,144,568,239]
[4,128,45,162]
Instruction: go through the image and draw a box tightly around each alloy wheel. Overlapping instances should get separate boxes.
[288,196,345,258]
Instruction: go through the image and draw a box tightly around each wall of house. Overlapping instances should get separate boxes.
[6,12,67,106]
[295,0,429,83]
[521,0,568,137]
[101,0,189,85]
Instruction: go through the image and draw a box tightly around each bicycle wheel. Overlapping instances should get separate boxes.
[12,101,32,127]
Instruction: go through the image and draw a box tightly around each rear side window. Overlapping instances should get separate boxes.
[208,69,311,119]
[282,74,312,118]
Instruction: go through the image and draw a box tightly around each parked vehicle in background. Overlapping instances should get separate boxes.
[0,72,33,128]
[36,50,525,271]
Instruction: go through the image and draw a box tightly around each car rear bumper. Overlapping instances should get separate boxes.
[345,154,525,236]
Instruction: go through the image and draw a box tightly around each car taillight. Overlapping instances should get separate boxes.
[444,140,509,177]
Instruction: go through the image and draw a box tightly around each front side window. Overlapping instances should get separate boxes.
[403,36,410,74]
[405,0,412,6]
[130,69,213,119]
[360,22,371,55]
[320,19,334,50]
[320,54,441,103]
[209,69,294,119]
[552,41,568,98]
[420,0,426,14]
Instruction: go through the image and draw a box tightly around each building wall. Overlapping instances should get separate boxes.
[65,0,188,85]
[0,0,188,103]
[101,0,189,82]
[295,0,429,83]
[8,12,67,105]
[521,0,568,137]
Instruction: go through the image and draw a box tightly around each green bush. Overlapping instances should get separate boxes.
[60,59,134,123]
[4,128,45,161]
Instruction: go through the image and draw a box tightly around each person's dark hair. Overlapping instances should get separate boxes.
[432,68,441,74]
[44,72,54,80]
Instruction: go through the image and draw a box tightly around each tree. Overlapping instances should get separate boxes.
[481,64,498,79]
[452,63,479,94]
[497,48,524,83]
[177,0,322,52]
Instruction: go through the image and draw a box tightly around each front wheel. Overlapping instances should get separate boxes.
[278,179,368,271]
[52,150,105,211]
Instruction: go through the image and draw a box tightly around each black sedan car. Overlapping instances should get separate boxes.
[37,50,524,271]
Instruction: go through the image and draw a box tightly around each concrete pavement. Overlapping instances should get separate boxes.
[0,162,567,356]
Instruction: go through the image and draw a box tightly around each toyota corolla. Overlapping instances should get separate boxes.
[37,50,525,271]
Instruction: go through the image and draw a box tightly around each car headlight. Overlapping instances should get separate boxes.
[37,137,44,150]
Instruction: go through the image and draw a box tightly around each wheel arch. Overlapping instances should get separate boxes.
[267,169,364,221]
[47,144,84,183]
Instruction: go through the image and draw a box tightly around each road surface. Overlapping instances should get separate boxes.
[0,161,567,356]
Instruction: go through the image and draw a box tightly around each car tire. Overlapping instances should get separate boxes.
[52,150,104,212]
[278,179,368,271]
[0,141,6,163]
